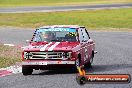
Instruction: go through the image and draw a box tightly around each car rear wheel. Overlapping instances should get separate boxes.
[22,66,33,76]
[88,56,93,67]
[85,52,94,68]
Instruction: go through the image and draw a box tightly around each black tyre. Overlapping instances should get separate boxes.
[71,59,80,72]
[76,54,81,67]
[75,58,80,67]
[22,66,33,76]
[73,55,81,72]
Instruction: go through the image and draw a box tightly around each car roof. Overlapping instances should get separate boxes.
[39,25,85,29]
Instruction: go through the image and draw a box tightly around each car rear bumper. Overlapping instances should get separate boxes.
[22,60,75,70]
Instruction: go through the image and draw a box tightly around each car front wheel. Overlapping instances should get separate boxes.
[72,58,81,72]
[75,59,80,67]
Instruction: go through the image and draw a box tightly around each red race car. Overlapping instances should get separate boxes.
[22,25,97,75]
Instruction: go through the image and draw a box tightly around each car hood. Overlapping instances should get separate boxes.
[23,42,80,52]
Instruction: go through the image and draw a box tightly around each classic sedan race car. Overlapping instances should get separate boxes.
[22,25,96,75]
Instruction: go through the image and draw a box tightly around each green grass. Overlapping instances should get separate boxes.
[0,45,21,68]
[0,0,132,7]
[0,8,132,31]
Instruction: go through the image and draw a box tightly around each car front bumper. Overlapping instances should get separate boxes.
[22,60,75,70]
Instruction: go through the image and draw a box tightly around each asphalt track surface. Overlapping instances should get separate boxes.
[0,3,132,13]
[0,27,132,88]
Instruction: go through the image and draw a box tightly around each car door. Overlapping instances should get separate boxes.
[78,27,90,65]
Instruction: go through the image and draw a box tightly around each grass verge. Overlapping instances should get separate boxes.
[0,8,132,31]
[0,45,21,68]
[0,0,132,7]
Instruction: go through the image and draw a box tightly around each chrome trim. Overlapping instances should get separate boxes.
[24,52,71,60]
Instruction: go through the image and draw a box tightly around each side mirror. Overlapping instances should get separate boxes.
[87,39,93,43]
[26,40,31,43]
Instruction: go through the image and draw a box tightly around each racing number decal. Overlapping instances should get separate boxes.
[84,47,88,62]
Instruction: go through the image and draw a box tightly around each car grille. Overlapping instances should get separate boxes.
[24,52,71,60]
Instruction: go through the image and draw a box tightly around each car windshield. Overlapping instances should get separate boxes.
[32,28,78,42]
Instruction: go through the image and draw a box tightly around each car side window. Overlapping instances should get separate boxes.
[85,29,90,39]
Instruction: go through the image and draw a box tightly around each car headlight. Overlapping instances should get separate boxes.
[68,52,72,58]
[62,52,72,59]
[24,52,33,59]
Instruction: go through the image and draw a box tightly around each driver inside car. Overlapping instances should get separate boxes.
[42,32,56,42]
